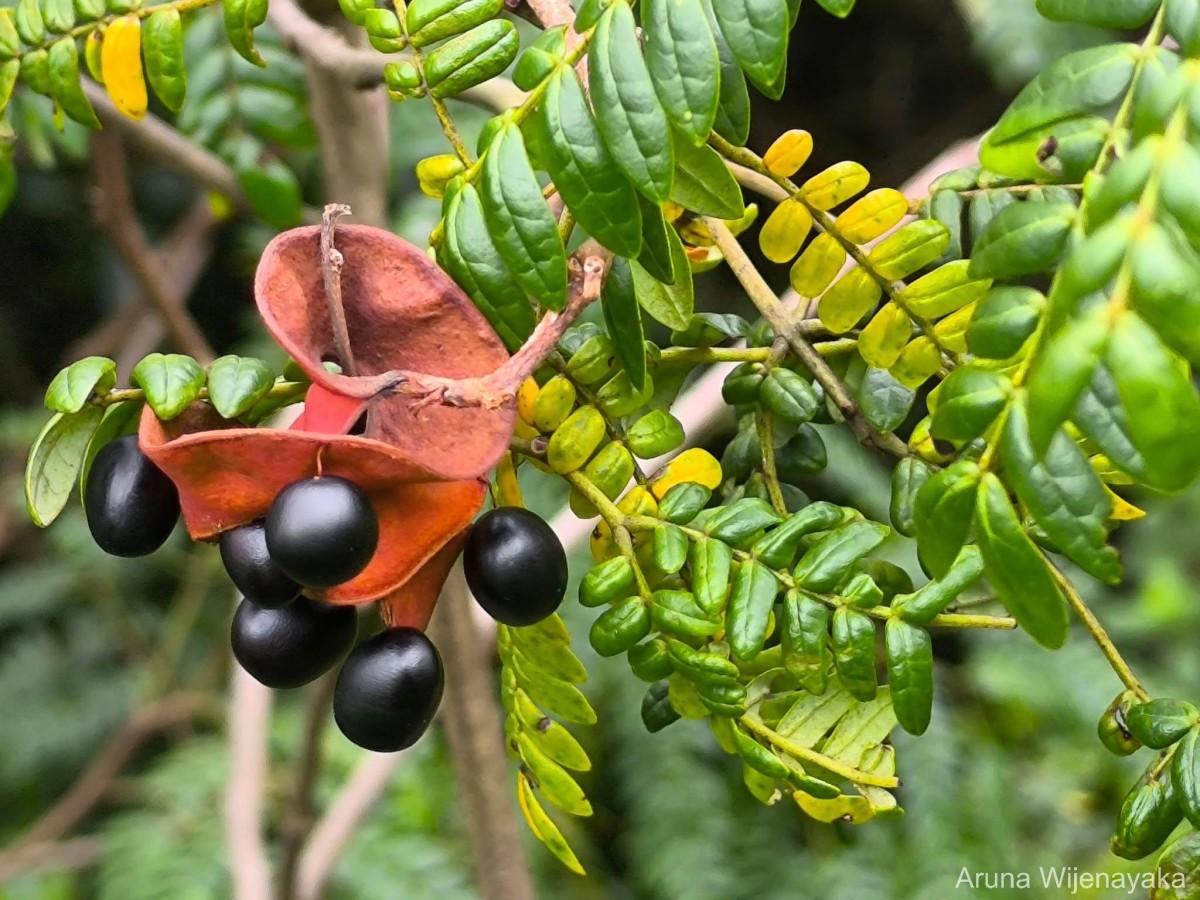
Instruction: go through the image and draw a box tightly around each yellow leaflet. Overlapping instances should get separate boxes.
[1091,454,1136,485]
[589,519,618,562]
[800,161,870,211]
[517,377,539,427]
[85,32,103,84]
[618,485,658,516]
[759,198,813,264]
[495,452,524,508]
[932,301,976,353]
[817,268,881,334]
[858,303,912,368]
[867,219,951,280]
[790,233,847,297]
[415,153,465,199]
[834,188,909,244]
[1104,485,1145,520]
[764,128,813,177]
[890,337,941,389]
[899,260,990,318]
[794,790,875,824]
[100,16,146,120]
[909,416,951,464]
[650,447,722,498]
[517,773,586,875]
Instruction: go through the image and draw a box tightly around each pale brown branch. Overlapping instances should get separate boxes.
[90,132,217,365]
[320,204,359,377]
[226,665,275,900]
[0,694,216,882]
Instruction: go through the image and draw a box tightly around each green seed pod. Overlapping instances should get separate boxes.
[626,409,686,459]
[658,482,712,525]
[589,597,651,657]
[1111,766,1183,860]
[641,680,681,732]
[1097,690,1143,757]
[566,334,618,385]
[885,618,934,736]
[832,607,878,702]
[628,638,674,682]
[532,374,577,432]
[781,590,830,695]
[722,363,765,405]
[424,19,519,99]
[547,405,605,474]
[775,425,828,482]
[759,368,820,423]
[579,556,635,608]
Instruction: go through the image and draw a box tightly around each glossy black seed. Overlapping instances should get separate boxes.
[84,435,180,557]
[333,628,443,752]
[265,476,378,589]
[231,595,357,689]
[220,521,302,609]
[463,507,567,626]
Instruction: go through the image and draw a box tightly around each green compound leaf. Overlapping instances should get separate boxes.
[131,353,206,421]
[25,406,105,527]
[481,123,569,311]
[45,356,116,413]
[975,473,1069,649]
[591,1,675,202]
[205,355,275,421]
[643,0,720,147]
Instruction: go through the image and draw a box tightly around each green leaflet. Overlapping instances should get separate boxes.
[980,44,1138,180]
[205,355,275,420]
[821,690,897,765]
[727,560,778,661]
[600,257,648,391]
[831,608,877,702]
[15,0,43,45]
[705,497,783,547]
[885,618,933,736]
[42,0,73,32]
[930,367,1010,443]
[780,591,831,695]
[0,10,16,57]
[442,183,535,351]
[670,138,745,219]
[47,38,100,129]
[1072,363,1146,481]
[0,58,16,118]
[1112,766,1183,861]
[237,163,304,231]
[579,557,634,608]
[659,482,711,525]
[711,0,789,99]
[512,690,590,772]
[690,537,733,614]
[913,459,980,579]
[25,406,105,528]
[509,651,597,725]
[515,732,592,817]
[224,0,270,66]
[701,0,750,145]
[891,546,984,626]
[131,354,205,421]
[651,589,722,639]
[1001,392,1120,584]
[1129,220,1200,367]
[967,285,1044,360]
[643,0,719,147]
[1036,0,1160,29]
[968,200,1077,280]
[1173,729,1200,829]
[794,520,889,593]
[589,598,651,657]
[759,368,819,424]
[975,473,1069,649]
[851,365,914,433]
[751,501,845,569]
[591,2,675,202]
[142,9,188,113]
[889,457,933,539]
[1127,699,1200,750]
[424,20,519,99]
[481,123,568,311]
[406,0,503,48]
[667,640,740,685]
[631,228,694,331]
[1107,310,1200,493]
[535,65,643,259]
[45,356,116,413]
[636,194,677,284]
[1025,307,1109,455]
[652,524,689,574]
[644,679,684,729]
[629,639,673,682]
[777,680,852,744]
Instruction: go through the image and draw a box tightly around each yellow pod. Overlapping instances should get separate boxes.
[763,129,813,177]
[516,376,539,427]
[100,16,147,120]
[546,405,605,474]
[650,448,723,498]
[858,302,912,369]
[759,198,813,264]
[817,267,881,334]
[834,188,909,244]
[790,233,847,298]
[890,337,942,389]
[800,161,870,211]
[532,374,577,433]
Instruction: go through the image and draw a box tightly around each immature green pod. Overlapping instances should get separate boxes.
[652,524,688,574]
[689,537,733,614]
[579,556,635,608]
[751,501,846,569]
[628,638,673,682]
[885,618,934,735]
[832,607,878,701]
[424,19,519,99]
[589,598,651,657]
[566,334,618,384]
[650,589,722,639]
[1127,698,1200,749]
[781,590,830,695]
[666,640,740,686]
[759,368,820,423]
[406,0,504,48]
[532,374,577,432]
[626,409,685,459]
[641,681,681,732]
[1111,767,1183,860]
[547,405,605,473]
[721,363,765,405]
[1097,690,1142,757]
[569,441,635,517]
[891,546,984,625]
[658,482,711,525]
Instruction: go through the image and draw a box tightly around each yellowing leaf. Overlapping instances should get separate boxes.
[898,260,991,317]
[650,447,723,498]
[1104,485,1145,521]
[790,233,847,297]
[890,337,942,389]
[794,790,875,824]
[764,128,813,176]
[835,188,909,244]
[517,377,539,427]
[100,16,146,120]
[517,773,586,875]
[859,303,912,368]
[867,220,951,280]
[801,161,870,211]
[817,268,881,334]
[495,452,524,508]
[759,199,813,263]
[932,301,976,353]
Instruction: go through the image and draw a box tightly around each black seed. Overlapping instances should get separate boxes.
[231,595,357,689]
[265,476,378,589]
[84,435,180,557]
[220,521,301,609]
[463,507,567,626]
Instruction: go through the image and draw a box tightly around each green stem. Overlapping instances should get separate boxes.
[739,715,900,788]
[755,409,788,516]
[98,379,310,409]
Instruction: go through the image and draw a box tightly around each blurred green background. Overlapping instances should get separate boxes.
[0,2,1188,897]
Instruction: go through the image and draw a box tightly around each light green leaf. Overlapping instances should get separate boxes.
[670,138,745,219]
[205,355,274,420]
[45,356,116,413]
[130,353,206,421]
[25,406,105,527]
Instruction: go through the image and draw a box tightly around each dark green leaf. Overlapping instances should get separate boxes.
[600,257,648,391]
[206,355,275,420]
[968,200,1076,280]
[1036,0,1159,29]
[930,367,1011,443]
[856,367,915,432]
[632,229,694,330]
[670,139,745,219]
[1128,699,1200,750]
[889,457,933,538]
[794,521,889,593]
[643,0,720,146]
[711,0,789,98]
[967,285,1044,360]
[131,353,206,421]
[727,560,779,661]
[702,0,751,144]
[913,460,980,578]
[885,618,933,736]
